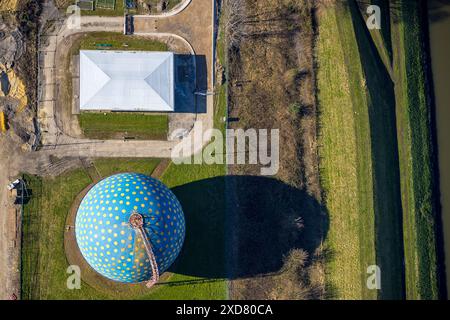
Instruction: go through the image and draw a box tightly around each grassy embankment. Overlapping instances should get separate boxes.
[317,4,376,300]
[82,0,125,16]
[348,0,406,300]
[0,0,18,12]
[318,0,408,299]
[359,0,441,299]
[390,0,440,300]
[67,32,169,140]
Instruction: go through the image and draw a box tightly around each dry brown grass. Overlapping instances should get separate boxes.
[229,0,318,190]
[227,0,325,299]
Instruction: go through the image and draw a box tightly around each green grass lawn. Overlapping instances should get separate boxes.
[76,0,182,16]
[78,113,169,140]
[317,5,377,300]
[391,0,440,300]
[347,0,405,299]
[77,32,168,52]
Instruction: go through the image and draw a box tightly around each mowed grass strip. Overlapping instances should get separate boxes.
[78,32,168,52]
[358,0,393,72]
[96,0,116,9]
[346,0,405,299]
[317,6,376,300]
[391,0,440,300]
[78,113,168,140]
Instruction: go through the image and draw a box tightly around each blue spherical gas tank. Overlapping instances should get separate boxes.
[75,173,185,283]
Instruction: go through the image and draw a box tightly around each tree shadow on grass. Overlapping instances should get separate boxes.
[166,175,328,281]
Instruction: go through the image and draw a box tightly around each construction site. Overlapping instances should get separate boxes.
[0,0,40,300]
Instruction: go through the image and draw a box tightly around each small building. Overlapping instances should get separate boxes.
[79,50,175,112]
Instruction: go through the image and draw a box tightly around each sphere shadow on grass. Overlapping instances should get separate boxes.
[65,174,329,293]
[167,175,329,280]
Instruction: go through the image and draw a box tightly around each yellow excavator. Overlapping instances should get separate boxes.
[0,111,6,133]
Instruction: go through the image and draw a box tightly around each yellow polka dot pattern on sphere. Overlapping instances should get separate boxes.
[75,173,185,283]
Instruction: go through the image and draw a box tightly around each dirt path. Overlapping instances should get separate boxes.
[0,135,36,300]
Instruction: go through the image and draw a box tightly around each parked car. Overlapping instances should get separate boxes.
[7,179,21,191]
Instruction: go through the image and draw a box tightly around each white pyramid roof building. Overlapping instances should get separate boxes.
[79,50,174,112]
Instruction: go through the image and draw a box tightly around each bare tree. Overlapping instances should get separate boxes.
[222,0,248,48]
